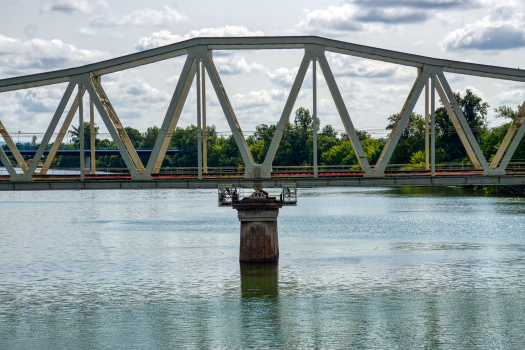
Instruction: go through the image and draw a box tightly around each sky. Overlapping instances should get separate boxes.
[1,0,525,143]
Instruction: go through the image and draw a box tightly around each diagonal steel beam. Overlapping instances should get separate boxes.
[145,55,197,175]
[0,120,28,173]
[0,145,17,178]
[85,79,139,178]
[436,72,489,170]
[434,76,482,169]
[195,46,257,177]
[372,69,429,175]
[26,82,76,179]
[496,106,525,171]
[317,52,372,175]
[490,101,525,168]
[261,49,311,176]
[40,85,86,175]
[89,74,145,173]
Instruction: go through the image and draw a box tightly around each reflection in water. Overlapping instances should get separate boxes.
[240,262,278,300]
[2,188,525,348]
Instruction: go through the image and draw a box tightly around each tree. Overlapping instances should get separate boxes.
[68,122,99,149]
[125,127,143,148]
[494,105,520,120]
[386,112,425,164]
[435,89,489,162]
[140,126,160,149]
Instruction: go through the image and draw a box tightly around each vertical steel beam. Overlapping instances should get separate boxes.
[0,120,28,174]
[40,86,86,175]
[196,59,203,180]
[431,75,436,176]
[434,77,482,169]
[85,81,139,178]
[202,62,208,174]
[90,77,97,175]
[26,81,76,179]
[79,84,85,181]
[436,73,489,170]
[490,100,525,168]
[262,50,311,176]
[425,78,430,171]
[373,70,429,175]
[317,53,372,175]
[145,55,197,175]
[313,58,318,178]
[196,46,256,177]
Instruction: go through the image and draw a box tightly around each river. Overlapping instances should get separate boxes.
[1,187,525,349]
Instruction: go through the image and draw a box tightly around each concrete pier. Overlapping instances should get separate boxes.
[233,189,282,262]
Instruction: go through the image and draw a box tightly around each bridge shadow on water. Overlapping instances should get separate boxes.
[240,262,278,300]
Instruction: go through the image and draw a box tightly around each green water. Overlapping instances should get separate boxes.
[1,187,525,349]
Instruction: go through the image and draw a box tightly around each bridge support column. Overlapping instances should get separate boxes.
[233,190,282,262]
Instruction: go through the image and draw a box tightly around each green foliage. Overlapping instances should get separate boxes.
[69,122,100,149]
[494,105,519,120]
[434,89,489,162]
[321,138,383,165]
[410,150,425,164]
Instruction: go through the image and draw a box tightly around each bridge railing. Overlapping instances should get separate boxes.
[3,161,525,179]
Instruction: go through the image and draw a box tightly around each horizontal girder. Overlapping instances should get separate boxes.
[1,36,525,92]
[2,174,525,191]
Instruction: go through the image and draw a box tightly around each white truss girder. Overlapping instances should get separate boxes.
[0,36,524,182]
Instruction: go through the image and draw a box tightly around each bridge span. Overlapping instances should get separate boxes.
[3,36,525,260]
[1,36,525,188]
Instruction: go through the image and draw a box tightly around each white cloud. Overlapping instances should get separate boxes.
[350,0,477,10]
[294,0,482,35]
[166,75,180,84]
[380,85,411,92]
[295,4,363,35]
[123,83,170,104]
[214,56,264,75]
[496,89,525,104]
[135,26,264,51]
[0,83,74,136]
[327,53,415,79]
[0,35,106,77]
[442,15,525,50]
[266,67,299,87]
[90,6,188,27]
[232,89,288,109]
[78,27,97,36]
[13,88,64,115]
[355,7,427,23]
[455,86,485,100]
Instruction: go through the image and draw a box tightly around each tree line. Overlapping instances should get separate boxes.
[3,89,525,176]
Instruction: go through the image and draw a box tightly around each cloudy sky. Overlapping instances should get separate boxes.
[1,0,525,142]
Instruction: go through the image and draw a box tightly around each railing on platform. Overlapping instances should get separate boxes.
[218,183,297,207]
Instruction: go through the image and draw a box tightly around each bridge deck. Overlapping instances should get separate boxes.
[2,171,525,191]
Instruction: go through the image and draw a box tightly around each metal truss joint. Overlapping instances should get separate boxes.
[69,73,91,85]
[423,64,444,76]
[305,44,326,60]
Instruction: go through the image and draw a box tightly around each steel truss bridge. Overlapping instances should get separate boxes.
[1,36,525,191]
